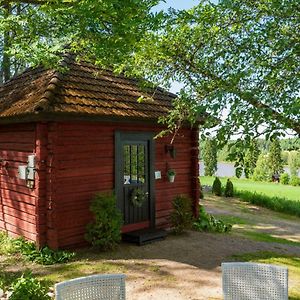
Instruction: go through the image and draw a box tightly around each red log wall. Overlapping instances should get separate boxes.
[0,121,199,249]
[0,123,39,242]
[46,121,199,249]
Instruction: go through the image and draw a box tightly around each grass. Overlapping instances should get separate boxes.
[200,176,300,201]
[230,251,300,300]
[200,176,300,217]
[241,231,300,247]
[216,215,250,225]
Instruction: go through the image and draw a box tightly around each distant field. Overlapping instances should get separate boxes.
[200,176,300,202]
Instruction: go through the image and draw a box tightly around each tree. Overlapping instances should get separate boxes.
[0,0,160,83]
[244,140,260,178]
[252,154,273,182]
[288,151,300,177]
[124,0,300,145]
[268,138,284,175]
[202,138,217,176]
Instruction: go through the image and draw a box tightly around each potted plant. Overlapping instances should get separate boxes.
[167,169,176,183]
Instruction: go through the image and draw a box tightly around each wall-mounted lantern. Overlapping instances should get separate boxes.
[18,154,36,188]
[165,144,176,159]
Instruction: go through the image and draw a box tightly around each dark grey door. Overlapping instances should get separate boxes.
[115,132,155,226]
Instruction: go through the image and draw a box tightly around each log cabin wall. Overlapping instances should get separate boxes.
[46,121,198,249]
[0,123,39,242]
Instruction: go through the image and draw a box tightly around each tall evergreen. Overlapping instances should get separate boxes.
[244,140,260,178]
[268,138,284,175]
[202,138,217,176]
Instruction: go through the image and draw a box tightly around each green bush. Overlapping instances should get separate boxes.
[193,206,232,233]
[170,195,194,235]
[212,177,222,196]
[13,238,75,265]
[290,175,300,186]
[85,191,123,250]
[9,272,50,300]
[236,190,300,217]
[224,179,234,197]
[280,173,289,185]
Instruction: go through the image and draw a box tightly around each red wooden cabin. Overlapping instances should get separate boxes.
[0,57,200,249]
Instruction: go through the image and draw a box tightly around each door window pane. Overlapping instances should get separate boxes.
[123,144,146,185]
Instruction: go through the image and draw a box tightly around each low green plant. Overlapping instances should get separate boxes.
[212,177,222,196]
[236,190,300,217]
[280,173,290,185]
[12,238,75,265]
[290,175,300,186]
[193,206,232,233]
[170,195,194,234]
[0,231,19,255]
[0,232,74,265]
[9,271,51,300]
[85,191,123,250]
[224,179,234,197]
[167,169,176,177]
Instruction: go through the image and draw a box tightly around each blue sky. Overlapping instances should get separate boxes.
[154,0,199,11]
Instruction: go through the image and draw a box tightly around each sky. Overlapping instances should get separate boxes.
[154,0,200,12]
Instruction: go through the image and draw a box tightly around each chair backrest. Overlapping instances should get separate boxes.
[55,274,126,300]
[222,262,288,300]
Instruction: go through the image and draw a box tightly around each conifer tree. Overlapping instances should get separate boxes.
[244,140,260,178]
[268,138,284,175]
[203,139,217,176]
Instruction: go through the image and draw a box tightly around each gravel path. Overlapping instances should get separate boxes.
[112,195,300,299]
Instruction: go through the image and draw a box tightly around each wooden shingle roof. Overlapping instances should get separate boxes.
[0,56,175,123]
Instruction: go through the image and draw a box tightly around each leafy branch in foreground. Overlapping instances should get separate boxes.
[125,0,300,160]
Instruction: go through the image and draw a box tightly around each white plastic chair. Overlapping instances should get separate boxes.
[55,274,126,300]
[222,262,288,300]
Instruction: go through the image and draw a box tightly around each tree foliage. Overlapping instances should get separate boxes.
[0,0,160,83]
[252,154,272,182]
[268,138,284,175]
[124,0,300,149]
[287,151,300,177]
[244,140,260,178]
[202,138,218,176]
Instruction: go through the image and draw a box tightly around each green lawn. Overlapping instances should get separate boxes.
[200,176,300,202]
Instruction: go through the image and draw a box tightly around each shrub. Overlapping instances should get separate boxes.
[224,179,234,197]
[9,271,50,300]
[170,195,194,235]
[290,175,300,186]
[212,177,222,196]
[193,206,232,233]
[280,173,289,185]
[236,190,300,217]
[85,191,123,250]
[12,238,75,265]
